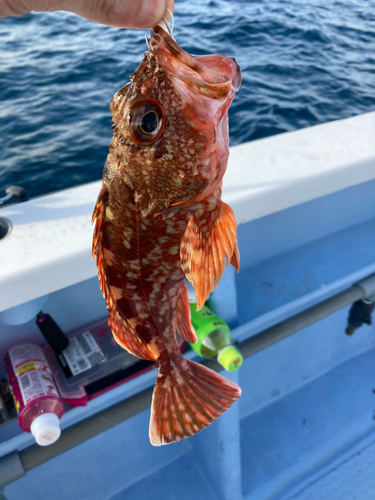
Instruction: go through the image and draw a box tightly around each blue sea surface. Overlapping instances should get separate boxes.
[0,0,374,198]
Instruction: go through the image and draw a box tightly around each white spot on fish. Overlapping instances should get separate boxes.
[127,260,141,271]
[166,224,178,235]
[126,271,138,278]
[160,303,169,315]
[138,312,149,320]
[163,378,171,389]
[106,207,114,220]
[103,248,116,266]
[150,246,162,256]
[111,286,123,300]
[135,302,143,313]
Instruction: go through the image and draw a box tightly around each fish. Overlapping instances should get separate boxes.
[92,22,242,446]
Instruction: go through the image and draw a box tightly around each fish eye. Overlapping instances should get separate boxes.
[129,98,165,145]
[140,111,158,134]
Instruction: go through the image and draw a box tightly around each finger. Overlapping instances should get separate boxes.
[0,0,173,29]
[0,0,30,17]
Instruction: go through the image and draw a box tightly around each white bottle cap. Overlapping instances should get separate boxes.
[30,413,61,446]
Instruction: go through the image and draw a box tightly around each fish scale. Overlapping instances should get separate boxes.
[92,23,242,446]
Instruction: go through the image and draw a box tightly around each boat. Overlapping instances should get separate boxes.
[0,111,374,500]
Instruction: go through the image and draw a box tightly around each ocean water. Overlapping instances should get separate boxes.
[0,0,374,198]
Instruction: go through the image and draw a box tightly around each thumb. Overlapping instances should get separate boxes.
[0,0,174,29]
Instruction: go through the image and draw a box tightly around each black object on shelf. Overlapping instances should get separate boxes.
[345,298,375,336]
[84,360,155,398]
[0,379,17,426]
[36,311,70,354]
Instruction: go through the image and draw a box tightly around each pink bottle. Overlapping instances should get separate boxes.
[4,343,64,446]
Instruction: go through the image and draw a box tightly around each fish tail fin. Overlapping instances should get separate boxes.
[149,359,241,446]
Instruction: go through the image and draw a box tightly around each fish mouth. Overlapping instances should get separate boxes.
[151,26,241,100]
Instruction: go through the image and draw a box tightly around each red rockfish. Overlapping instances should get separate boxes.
[92,23,241,446]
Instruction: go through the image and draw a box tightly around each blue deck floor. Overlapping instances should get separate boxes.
[241,346,375,500]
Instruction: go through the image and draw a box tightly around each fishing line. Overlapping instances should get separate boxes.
[162,9,174,39]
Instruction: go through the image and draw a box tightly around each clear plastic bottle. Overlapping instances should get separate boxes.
[4,343,64,446]
[188,302,243,372]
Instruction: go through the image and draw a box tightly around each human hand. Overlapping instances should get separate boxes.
[0,0,174,28]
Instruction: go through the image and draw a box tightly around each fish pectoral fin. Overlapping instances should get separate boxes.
[175,282,197,344]
[149,359,241,446]
[180,200,240,310]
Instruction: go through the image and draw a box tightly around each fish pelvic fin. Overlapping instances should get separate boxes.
[230,240,240,273]
[180,200,240,311]
[175,283,198,343]
[149,359,241,446]
[108,309,157,361]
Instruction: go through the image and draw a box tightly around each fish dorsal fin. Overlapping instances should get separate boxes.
[175,283,198,343]
[180,200,240,310]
